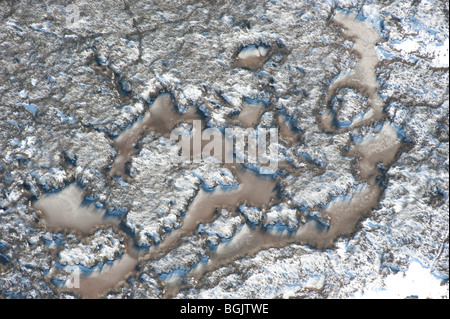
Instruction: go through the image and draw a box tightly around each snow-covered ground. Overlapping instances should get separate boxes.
[353,260,448,299]
[0,0,448,299]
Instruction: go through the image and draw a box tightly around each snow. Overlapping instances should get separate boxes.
[393,37,421,53]
[392,37,449,68]
[199,210,242,241]
[304,274,326,290]
[182,85,203,102]
[354,261,448,299]
[428,38,449,68]
[238,45,269,60]
[0,0,447,300]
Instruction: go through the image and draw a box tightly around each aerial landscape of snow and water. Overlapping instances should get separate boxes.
[0,0,448,299]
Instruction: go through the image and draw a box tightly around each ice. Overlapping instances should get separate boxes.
[22,104,38,115]
[236,44,270,70]
[258,46,269,57]
[238,46,261,60]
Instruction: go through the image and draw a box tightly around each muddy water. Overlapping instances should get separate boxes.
[321,11,384,131]
[230,102,266,128]
[78,253,138,299]
[277,114,301,146]
[110,94,202,178]
[348,122,402,179]
[190,181,382,281]
[146,168,277,259]
[75,124,403,297]
[75,168,277,298]
[62,12,405,297]
[34,184,118,233]
[70,171,376,299]
[331,11,381,96]
[75,103,404,298]
[323,182,381,241]
[176,121,277,171]
[181,126,404,287]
